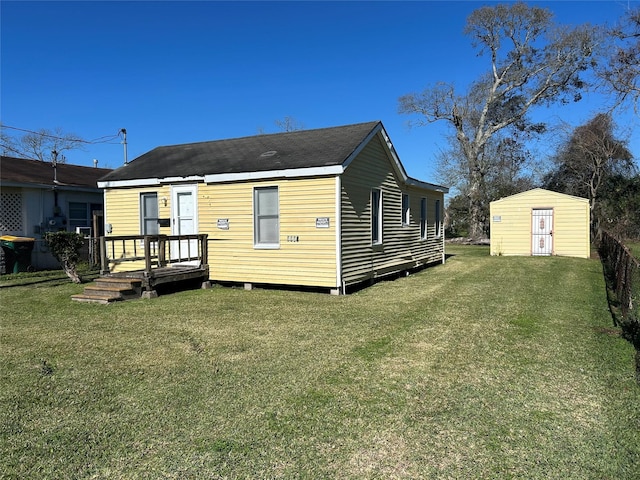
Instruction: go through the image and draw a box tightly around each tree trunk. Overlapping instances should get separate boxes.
[62,260,82,284]
[467,162,487,240]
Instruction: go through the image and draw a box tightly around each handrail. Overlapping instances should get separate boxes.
[100,234,208,276]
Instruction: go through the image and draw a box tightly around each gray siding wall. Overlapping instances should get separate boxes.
[340,134,445,286]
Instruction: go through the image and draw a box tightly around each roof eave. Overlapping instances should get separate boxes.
[1,180,103,192]
[204,165,344,184]
[343,122,449,194]
[405,177,449,193]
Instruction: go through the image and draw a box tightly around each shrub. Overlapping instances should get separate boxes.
[44,232,85,283]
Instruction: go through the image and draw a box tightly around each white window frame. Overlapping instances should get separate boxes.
[401,193,410,226]
[254,186,280,249]
[371,188,383,245]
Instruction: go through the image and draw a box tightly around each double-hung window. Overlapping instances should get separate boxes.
[68,202,90,230]
[371,188,382,245]
[435,199,442,238]
[401,193,410,226]
[254,186,279,248]
[140,192,159,235]
[420,197,427,239]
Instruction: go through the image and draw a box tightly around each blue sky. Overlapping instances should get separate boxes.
[2,1,639,183]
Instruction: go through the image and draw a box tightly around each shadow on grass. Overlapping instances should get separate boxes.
[0,271,100,289]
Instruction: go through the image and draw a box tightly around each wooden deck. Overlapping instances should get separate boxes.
[106,264,210,294]
[72,234,210,303]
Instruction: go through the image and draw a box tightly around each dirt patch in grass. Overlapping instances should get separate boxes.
[593,326,622,336]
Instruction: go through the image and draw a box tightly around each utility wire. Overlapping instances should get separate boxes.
[1,124,123,145]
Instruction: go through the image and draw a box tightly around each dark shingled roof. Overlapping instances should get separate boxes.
[99,121,382,182]
[1,156,112,188]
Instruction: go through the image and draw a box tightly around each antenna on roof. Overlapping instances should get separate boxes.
[121,128,128,165]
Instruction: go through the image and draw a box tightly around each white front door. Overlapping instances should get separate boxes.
[531,208,553,256]
[171,185,198,263]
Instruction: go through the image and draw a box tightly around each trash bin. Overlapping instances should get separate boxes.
[0,235,35,273]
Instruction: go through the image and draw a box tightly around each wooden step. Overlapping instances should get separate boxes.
[94,277,143,290]
[71,276,144,304]
[82,284,140,299]
[71,292,121,304]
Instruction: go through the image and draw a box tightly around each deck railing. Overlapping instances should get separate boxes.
[100,234,208,276]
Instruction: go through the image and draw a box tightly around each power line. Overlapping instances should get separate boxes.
[1,124,123,145]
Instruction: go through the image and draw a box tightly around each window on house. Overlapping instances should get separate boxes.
[402,193,410,226]
[371,188,382,244]
[435,199,442,238]
[68,202,90,230]
[140,192,159,235]
[254,186,279,247]
[420,197,427,239]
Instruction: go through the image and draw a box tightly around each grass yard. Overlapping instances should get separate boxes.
[1,245,639,479]
[626,240,640,259]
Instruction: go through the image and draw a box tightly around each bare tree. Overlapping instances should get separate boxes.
[274,116,305,132]
[398,2,599,239]
[0,125,85,162]
[601,7,640,113]
[438,128,537,237]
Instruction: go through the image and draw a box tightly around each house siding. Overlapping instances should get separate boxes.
[1,186,105,270]
[202,177,338,287]
[340,135,445,286]
[104,186,172,272]
[490,189,590,259]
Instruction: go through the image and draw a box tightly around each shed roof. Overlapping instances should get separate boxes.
[491,188,589,204]
[1,156,112,189]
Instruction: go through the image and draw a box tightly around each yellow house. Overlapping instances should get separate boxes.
[97,121,448,294]
[490,188,590,259]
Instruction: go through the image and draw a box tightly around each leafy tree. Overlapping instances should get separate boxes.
[44,232,85,283]
[444,194,471,238]
[600,7,640,113]
[544,112,635,238]
[597,173,640,239]
[0,125,85,162]
[399,2,598,239]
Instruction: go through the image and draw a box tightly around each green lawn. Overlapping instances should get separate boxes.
[626,241,640,259]
[1,245,639,479]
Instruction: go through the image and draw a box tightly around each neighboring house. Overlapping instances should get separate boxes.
[0,156,112,270]
[98,121,449,293]
[490,188,590,259]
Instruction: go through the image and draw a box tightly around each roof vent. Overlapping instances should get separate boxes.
[260,150,277,158]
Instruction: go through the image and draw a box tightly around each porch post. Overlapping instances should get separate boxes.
[158,235,167,267]
[144,236,152,276]
[100,236,109,275]
[201,234,208,266]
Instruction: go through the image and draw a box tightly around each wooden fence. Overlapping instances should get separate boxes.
[599,231,639,329]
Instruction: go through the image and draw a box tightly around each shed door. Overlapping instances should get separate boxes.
[171,185,199,263]
[531,208,553,256]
